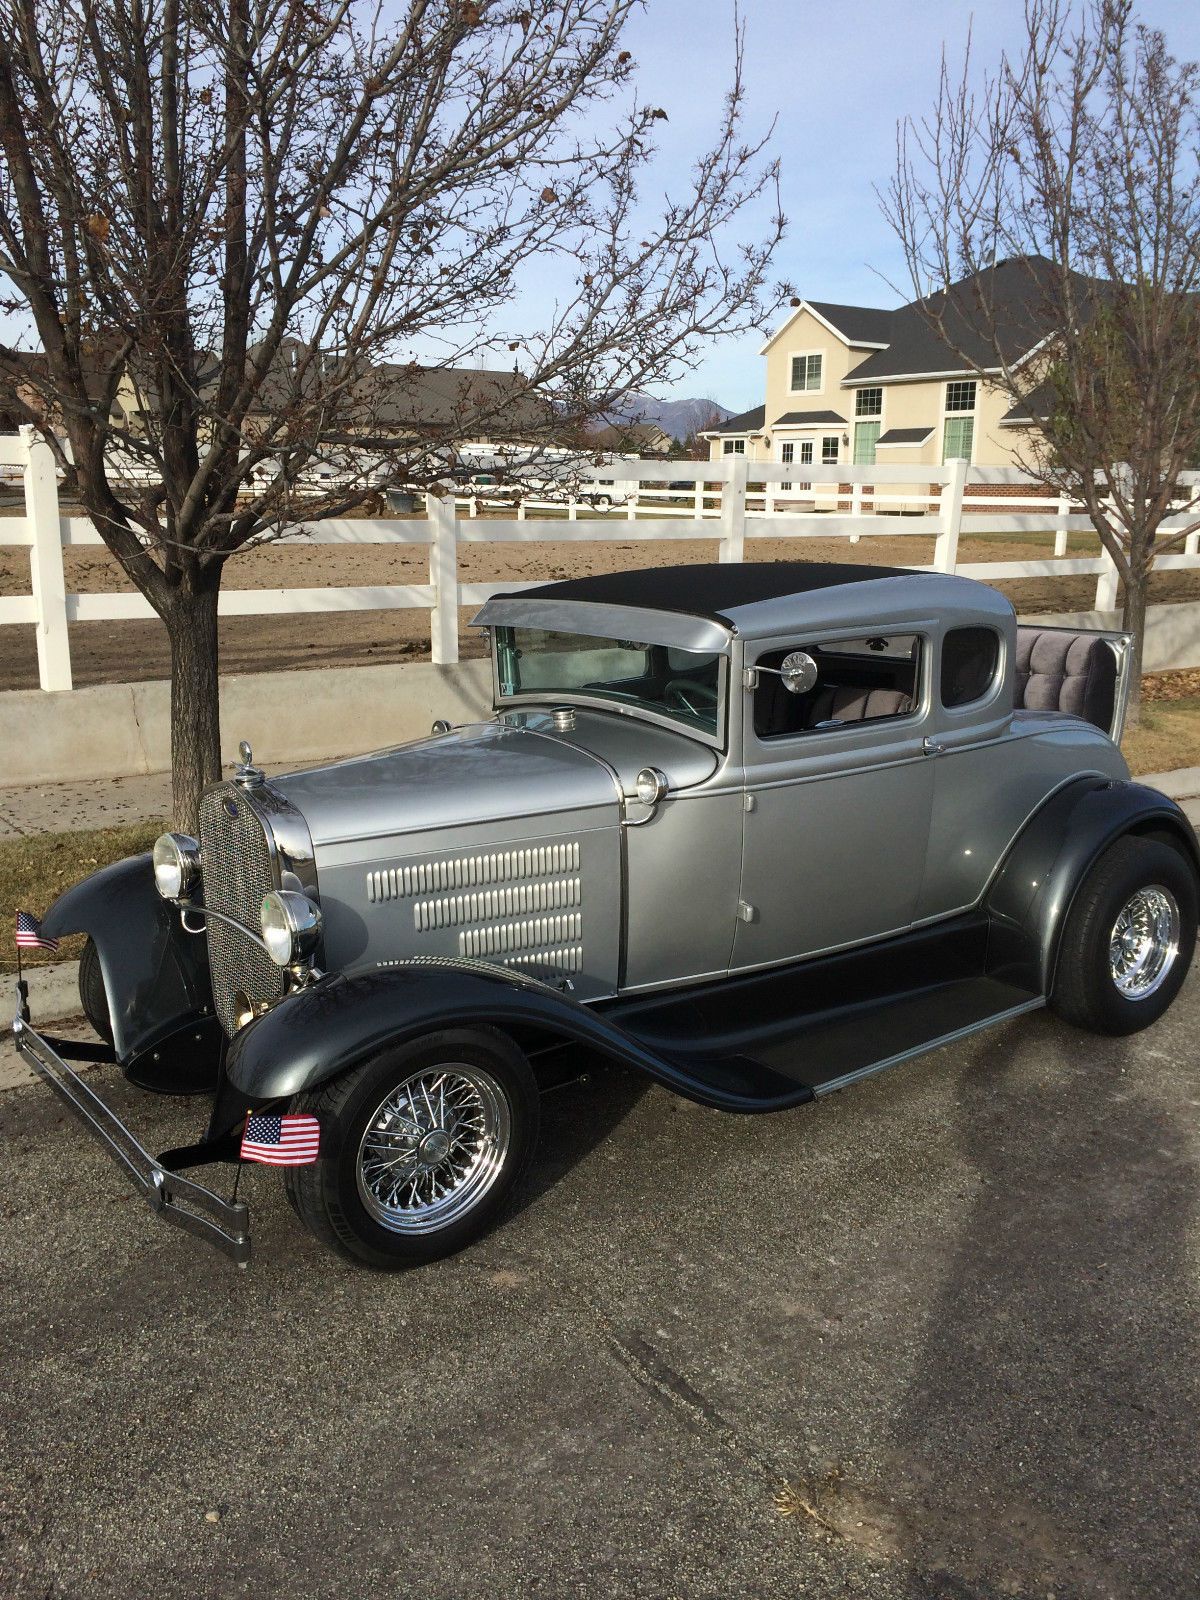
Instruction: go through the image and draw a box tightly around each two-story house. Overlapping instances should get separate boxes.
[704,257,1061,478]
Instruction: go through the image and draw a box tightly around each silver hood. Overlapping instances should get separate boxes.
[269,722,620,849]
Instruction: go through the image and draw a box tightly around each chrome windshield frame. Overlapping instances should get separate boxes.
[483,622,731,752]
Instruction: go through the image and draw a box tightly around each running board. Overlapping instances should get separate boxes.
[602,915,1044,1109]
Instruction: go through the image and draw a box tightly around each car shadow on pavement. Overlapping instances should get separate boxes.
[878,1010,1200,1599]
[510,1051,648,1214]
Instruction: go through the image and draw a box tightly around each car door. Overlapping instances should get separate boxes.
[733,629,936,970]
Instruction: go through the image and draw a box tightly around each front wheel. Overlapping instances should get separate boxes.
[1050,836,1197,1036]
[285,1028,540,1269]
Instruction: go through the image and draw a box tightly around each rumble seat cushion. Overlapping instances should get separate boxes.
[1014,627,1117,733]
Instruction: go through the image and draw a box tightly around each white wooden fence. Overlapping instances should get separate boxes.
[4,427,1200,693]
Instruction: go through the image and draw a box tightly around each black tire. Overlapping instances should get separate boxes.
[285,1027,539,1269]
[78,937,113,1044]
[1050,836,1197,1036]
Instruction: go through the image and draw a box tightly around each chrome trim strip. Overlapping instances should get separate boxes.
[811,996,1045,1098]
[12,1010,251,1266]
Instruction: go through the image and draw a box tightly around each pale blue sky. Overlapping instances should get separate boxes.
[624,0,1200,409]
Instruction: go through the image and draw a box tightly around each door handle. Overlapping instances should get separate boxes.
[923,737,946,756]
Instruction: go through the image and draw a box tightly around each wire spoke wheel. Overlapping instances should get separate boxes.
[355,1064,512,1235]
[1108,884,1181,1000]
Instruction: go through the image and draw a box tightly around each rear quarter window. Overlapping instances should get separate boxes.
[941,627,1000,708]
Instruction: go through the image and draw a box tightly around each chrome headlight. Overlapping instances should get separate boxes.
[260,889,323,968]
[152,832,201,900]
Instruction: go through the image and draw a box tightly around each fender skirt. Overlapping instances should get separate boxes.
[224,962,813,1114]
[986,776,1200,993]
[40,854,221,1088]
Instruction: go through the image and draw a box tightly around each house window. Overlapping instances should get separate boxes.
[942,416,974,462]
[821,435,839,464]
[781,442,794,465]
[723,438,746,455]
[853,421,881,466]
[790,353,823,392]
[945,380,977,412]
[855,388,883,418]
[799,441,814,465]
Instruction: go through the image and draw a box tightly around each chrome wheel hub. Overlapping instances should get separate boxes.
[356,1065,511,1235]
[1108,885,1180,1000]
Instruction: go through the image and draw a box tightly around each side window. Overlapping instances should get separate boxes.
[754,634,923,739]
[941,627,1000,708]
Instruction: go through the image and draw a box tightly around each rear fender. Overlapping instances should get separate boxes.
[222,962,805,1113]
[40,854,218,1068]
[986,777,1200,993]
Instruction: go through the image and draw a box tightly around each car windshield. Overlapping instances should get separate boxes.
[494,627,723,735]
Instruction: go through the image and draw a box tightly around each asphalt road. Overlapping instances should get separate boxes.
[2,979,1199,1600]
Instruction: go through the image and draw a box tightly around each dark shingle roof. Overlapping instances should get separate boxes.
[843,257,1101,384]
[707,404,765,435]
[876,426,934,445]
[804,302,895,346]
[1001,381,1054,424]
[773,409,846,426]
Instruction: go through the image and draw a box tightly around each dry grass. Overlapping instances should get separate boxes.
[1122,699,1200,776]
[0,821,163,974]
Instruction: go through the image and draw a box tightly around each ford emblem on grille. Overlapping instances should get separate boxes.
[222,796,239,818]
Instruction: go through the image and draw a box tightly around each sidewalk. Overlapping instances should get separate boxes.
[0,762,300,839]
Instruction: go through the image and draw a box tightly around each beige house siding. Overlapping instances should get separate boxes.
[710,295,1047,473]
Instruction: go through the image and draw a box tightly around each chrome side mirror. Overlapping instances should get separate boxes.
[625,767,669,828]
[780,650,818,695]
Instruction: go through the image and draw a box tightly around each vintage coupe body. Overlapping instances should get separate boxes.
[15,562,1199,1268]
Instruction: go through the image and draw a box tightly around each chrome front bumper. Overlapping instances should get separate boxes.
[12,1010,251,1267]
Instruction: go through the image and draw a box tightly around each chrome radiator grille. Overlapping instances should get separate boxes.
[198,785,285,1035]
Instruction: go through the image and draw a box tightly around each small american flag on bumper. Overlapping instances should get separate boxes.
[15,911,58,952]
[240,1113,321,1166]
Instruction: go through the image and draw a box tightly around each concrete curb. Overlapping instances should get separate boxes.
[2,960,82,1090]
[1140,767,1200,801]
[12,958,80,1021]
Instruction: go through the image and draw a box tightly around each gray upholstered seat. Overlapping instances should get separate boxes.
[1014,627,1117,733]
[802,685,911,727]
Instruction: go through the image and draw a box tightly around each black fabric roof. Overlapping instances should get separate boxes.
[773,409,846,425]
[498,561,914,625]
[708,404,765,435]
[805,301,895,346]
[877,426,934,445]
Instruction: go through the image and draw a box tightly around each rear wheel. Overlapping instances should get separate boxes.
[78,937,113,1044]
[285,1027,539,1269]
[1050,836,1197,1035]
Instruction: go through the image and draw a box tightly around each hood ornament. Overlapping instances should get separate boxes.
[234,738,265,788]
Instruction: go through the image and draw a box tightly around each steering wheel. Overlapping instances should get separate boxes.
[663,679,719,717]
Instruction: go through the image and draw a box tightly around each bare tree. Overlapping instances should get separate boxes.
[0,0,785,824]
[883,0,1200,720]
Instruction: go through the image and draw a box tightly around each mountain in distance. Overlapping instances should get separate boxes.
[600,392,733,441]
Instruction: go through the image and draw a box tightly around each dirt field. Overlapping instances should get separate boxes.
[4,523,1200,692]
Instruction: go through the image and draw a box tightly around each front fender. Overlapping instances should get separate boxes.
[223,962,808,1113]
[986,776,1200,993]
[41,854,217,1068]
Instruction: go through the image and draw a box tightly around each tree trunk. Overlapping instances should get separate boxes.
[167,584,222,832]
[1121,566,1148,730]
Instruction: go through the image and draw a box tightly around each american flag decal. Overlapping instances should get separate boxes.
[240,1113,320,1167]
[15,911,58,953]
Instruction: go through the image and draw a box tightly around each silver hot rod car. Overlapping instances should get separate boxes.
[14,562,1199,1268]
